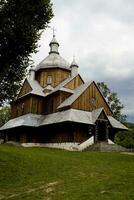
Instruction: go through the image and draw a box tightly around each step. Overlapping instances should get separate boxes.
[85,142,130,152]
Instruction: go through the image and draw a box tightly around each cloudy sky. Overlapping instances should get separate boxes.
[32,0,134,122]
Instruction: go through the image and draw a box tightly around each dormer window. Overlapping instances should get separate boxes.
[47,75,52,85]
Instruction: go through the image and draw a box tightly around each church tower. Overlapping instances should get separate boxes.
[35,33,71,88]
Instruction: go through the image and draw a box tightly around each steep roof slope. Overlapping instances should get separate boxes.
[18,78,45,99]
[108,116,128,130]
[58,81,113,116]
[47,74,84,96]
[58,81,93,109]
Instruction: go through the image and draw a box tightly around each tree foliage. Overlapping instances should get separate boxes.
[97,82,126,122]
[0,0,53,105]
[0,106,11,127]
[114,123,134,149]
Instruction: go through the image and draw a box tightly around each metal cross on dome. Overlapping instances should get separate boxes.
[51,27,56,37]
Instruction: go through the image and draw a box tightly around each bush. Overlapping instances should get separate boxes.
[114,128,134,149]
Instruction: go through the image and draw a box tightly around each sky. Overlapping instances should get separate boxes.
[32,0,134,122]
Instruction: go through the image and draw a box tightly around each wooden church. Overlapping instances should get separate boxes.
[0,33,127,150]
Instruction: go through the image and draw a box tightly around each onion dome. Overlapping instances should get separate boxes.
[29,65,36,80]
[49,34,59,54]
[70,56,79,76]
[70,56,79,68]
[36,34,70,71]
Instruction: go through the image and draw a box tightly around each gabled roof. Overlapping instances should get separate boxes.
[92,108,104,123]
[47,74,84,96]
[93,81,113,114]
[92,107,110,123]
[58,81,93,109]
[58,81,113,115]
[108,116,128,130]
[18,78,45,99]
[27,78,45,97]
[18,74,84,99]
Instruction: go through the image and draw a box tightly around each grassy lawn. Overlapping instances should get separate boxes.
[0,145,134,200]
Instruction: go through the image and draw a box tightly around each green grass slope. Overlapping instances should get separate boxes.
[0,145,134,200]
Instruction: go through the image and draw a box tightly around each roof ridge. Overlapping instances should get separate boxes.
[26,78,45,97]
[92,107,106,123]
[47,74,79,96]
[93,82,113,114]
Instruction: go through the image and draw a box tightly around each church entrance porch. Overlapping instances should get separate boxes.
[95,120,109,143]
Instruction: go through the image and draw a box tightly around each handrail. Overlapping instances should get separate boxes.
[78,136,94,151]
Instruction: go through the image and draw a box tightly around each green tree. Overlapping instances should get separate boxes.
[0,106,11,140]
[0,106,11,127]
[0,0,53,105]
[114,128,134,149]
[97,82,126,122]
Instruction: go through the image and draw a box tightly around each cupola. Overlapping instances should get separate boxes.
[35,32,70,71]
[70,57,79,76]
[49,33,59,54]
[29,65,36,80]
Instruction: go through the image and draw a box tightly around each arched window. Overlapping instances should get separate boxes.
[47,75,52,85]
[22,103,25,114]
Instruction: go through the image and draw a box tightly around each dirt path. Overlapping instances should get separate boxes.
[0,181,60,200]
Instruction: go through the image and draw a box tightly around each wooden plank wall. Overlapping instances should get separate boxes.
[44,91,72,114]
[37,123,89,143]
[18,80,32,98]
[6,122,90,143]
[30,96,44,114]
[72,82,112,116]
[44,93,59,114]
[11,96,32,118]
[64,75,83,90]
[36,68,71,88]
[11,95,44,118]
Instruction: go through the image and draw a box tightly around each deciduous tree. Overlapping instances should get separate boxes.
[114,124,134,149]
[0,106,10,127]
[0,0,53,105]
[97,82,126,122]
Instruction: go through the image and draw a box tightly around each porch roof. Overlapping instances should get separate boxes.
[108,116,128,130]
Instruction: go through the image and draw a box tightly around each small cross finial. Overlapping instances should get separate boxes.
[73,55,75,61]
[51,27,56,37]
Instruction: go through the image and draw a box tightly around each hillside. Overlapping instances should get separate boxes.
[126,122,134,130]
[0,145,134,200]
